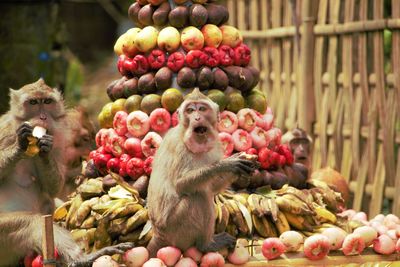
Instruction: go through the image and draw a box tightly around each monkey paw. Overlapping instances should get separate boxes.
[16,122,33,151]
[38,134,53,155]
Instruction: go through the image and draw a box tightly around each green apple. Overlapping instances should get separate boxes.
[157,26,181,53]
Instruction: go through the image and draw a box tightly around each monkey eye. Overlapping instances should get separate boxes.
[186,107,195,114]
[44,98,53,104]
[29,99,38,105]
[198,106,207,112]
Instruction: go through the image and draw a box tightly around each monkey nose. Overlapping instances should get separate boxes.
[40,114,47,120]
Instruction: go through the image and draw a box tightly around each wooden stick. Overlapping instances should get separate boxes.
[42,215,56,267]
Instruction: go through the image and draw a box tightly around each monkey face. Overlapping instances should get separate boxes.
[290,139,310,165]
[182,101,219,154]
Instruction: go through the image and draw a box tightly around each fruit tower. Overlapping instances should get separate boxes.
[93,0,306,191]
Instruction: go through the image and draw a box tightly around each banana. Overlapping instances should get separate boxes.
[259,196,271,216]
[107,202,144,220]
[275,210,291,235]
[260,216,278,237]
[233,193,248,207]
[109,171,141,201]
[275,194,314,215]
[314,205,337,224]
[76,197,99,227]
[283,211,313,232]
[237,201,253,234]
[267,198,279,222]
[66,194,83,229]
[225,199,249,235]
[215,203,230,233]
[109,217,128,236]
[247,194,263,217]
[124,208,149,234]
[252,214,269,237]
[119,228,142,243]
[53,200,71,222]
[80,215,96,229]
[93,219,112,251]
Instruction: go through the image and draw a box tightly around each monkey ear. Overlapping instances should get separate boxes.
[9,88,19,103]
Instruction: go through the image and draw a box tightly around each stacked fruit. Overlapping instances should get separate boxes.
[54,176,152,254]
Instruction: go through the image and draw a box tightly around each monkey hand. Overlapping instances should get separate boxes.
[37,134,53,157]
[219,155,259,176]
[16,122,33,152]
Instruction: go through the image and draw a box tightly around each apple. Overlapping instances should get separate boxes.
[181,26,205,51]
[321,227,347,250]
[158,27,181,53]
[124,137,143,158]
[157,246,182,266]
[124,247,150,267]
[135,26,159,53]
[122,28,141,57]
[227,243,250,265]
[261,237,286,260]
[200,252,224,267]
[175,257,197,267]
[184,247,203,263]
[373,234,396,255]
[303,234,330,260]
[279,231,303,252]
[92,255,119,267]
[219,25,243,48]
[201,24,222,48]
[353,226,378,246]
[143,258,167,267]
[341,233,365,256]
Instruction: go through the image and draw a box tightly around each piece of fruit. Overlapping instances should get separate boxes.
[181,26,205,51]
[138,4,155,26]
[157,246,182,267]
[110,135,126,157]
[212,67,229,89]
[175,258,197,267]
[353,225,378,247]
[152,1,170,26]
[275,144,294,165]
[168,6,189,28]
[148,0,166,5]
[373,234,396,255]
[341,233,365,256]
[125,95,143,113]
[261,237,286,260]
[395,238,400,253]
[303,234,330,260]
[96,128,107,147]
[161,88,184,112]
[321,228,347,251]
[141,94,162,115]
[200,252,225,267]
[207,89,227,111]
[106,157,120,173]
[114,33,127,56]
[135,26,159,53]
[155,67,173,90]
[250,127,268,149]
[223,66,253,91]
[148,49,166,70]
[197,66,214,90]
[92,255,119,267]
[186,50,207,69]
[149,108,171,133]
[113,111,128,136]
[123,77,139,98]
[127,111,151,138]
[205,4,229,25]
[126,157,145,179]
[189,4,208,27]
[183,247,203,263]
[177,67,196,88]
[220,25,243,48]
[144,156,153,175]
[143,258,167,267]
[201,24,222,48]
[128,2,141,25]
[131,54,149,76]
[265,127,282,148]
[217,111,238,133]
[124,137,143,158]
[157,26,181,53]
[234,44,251,66]
[218,45,235,66]
[247,93,267,114]
[232,129,252,152]
[227,243,250,265]
[141,132,163,157]
[117,55,131,77]
[218,132,234,157]
[203,46,220,68]
[237,108,257,132]
[226,92,245,113]
[118,153,131,177]
[171,111,179,127]
[138,72,157,94]
[167,51,185,72]
[279,231,303,252]
[124,247,150,267]
[122,28,142,57]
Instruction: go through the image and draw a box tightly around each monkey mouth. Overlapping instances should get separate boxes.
[194,126,208,135]
[296,156,308,161]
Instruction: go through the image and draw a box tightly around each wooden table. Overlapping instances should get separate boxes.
[225,248,400,266]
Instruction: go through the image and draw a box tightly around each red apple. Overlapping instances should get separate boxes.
[183,247,203,263]
[123,247,149,267]
[124,137,143,158]
[181,26,204,51]
[200,252,225,267]
[303,234,330,260]
[149,108,171,133]
[106,157,120,173]
[157,246,182,266]
[341,233,365,256]
[261,237,286,260]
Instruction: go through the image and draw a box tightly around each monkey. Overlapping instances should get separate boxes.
[146,88,259,257]
[0,79,131,266]
[281,127,313,170]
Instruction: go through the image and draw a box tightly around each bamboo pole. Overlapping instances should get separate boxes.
[42,215,56,267]
[298,0,315,133]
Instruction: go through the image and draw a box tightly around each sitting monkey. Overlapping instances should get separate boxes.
[147,88,258,256]
[0,79,131,266]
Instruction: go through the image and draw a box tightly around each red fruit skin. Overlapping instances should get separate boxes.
[24,251,38,267]
[217,111,238,134]
[124,137,143,158]
[275,144,294,165]
[200,252,225,267]
[149,108,172,133]
[31,255,43,267]
[373,234,396,255]
[250,127,268,149]
[132,54,149,76]
[203,46,220,68]
[261,238,286,260]
[237,108,257,132]
[246,147,258,155]
[167,52,185,72]
[110,135,127,157]
[95,128,107,147]
[141,132,163,157]
[171,111,179,127]
[123,57,138,75]
[342,233,365,256]
[303,235,330,260]
[107,158,120,173]
[234,44,251,66]
[218,45,235,66]
[89,149,98,160]
[184,247,203,263]
[144,156,154,175]
[156,246,182,266]
[126,157,145,179]
[119,153,132,177]
[186,50,207,69]
[265,127,282,148]
[258,147,273,169]
[396,238,400,253]
[218,132,234,157]
[148,49,166,70]
[117,55,131,76]
[103,128,118,153]
[94,153,113,173]
[113,111,129,136]
[127,111,151,138]
[232,129,252,152]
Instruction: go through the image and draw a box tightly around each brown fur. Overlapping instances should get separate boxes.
[147,89,256,256]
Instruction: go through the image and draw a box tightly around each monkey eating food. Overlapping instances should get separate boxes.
[0,79,131,266]
[147,88,259,256]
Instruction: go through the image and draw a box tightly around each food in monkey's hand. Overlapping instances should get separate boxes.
[25,124,47,157]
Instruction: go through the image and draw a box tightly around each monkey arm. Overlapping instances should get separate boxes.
[35,156,64,197]
[0,141,25,180]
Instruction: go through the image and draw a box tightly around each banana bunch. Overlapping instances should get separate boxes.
[54,178,151,253]
[214,191,253,237]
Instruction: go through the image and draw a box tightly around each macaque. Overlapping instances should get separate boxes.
[0,79,131,266]
[281,127,313,170]
[147,89,258,256]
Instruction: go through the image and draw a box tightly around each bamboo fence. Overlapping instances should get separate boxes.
[227,0,400,217]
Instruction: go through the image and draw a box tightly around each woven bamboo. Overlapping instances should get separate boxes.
[227,0,400,218]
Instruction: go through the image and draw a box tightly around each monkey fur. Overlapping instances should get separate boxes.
[147,88,258,256]
[0,79,131,266]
